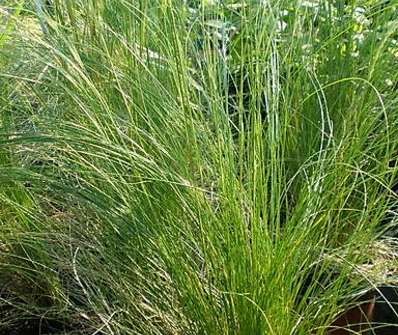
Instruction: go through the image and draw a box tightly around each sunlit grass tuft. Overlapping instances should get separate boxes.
[0,1,398,334]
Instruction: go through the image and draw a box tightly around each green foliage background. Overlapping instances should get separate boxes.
[0,1,398,334]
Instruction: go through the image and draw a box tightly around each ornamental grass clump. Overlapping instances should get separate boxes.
[0,1,398,334]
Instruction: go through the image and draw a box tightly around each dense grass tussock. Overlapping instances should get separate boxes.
[1,0,398,334]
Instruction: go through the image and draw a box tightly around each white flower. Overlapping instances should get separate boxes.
[353,7,370,26]
[280,10,289,17]
[353,7,366,15]
[353,33,365,44]
[386,79,394,87]
[301,1,319,9]
[276,20,287,32]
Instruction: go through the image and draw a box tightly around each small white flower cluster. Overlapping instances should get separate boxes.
[351,6,371,50]
[186,0,398,74]
[385,79,394,87]
[276,20,287,33]
[352,7,371,26]
[300,0,319,9]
